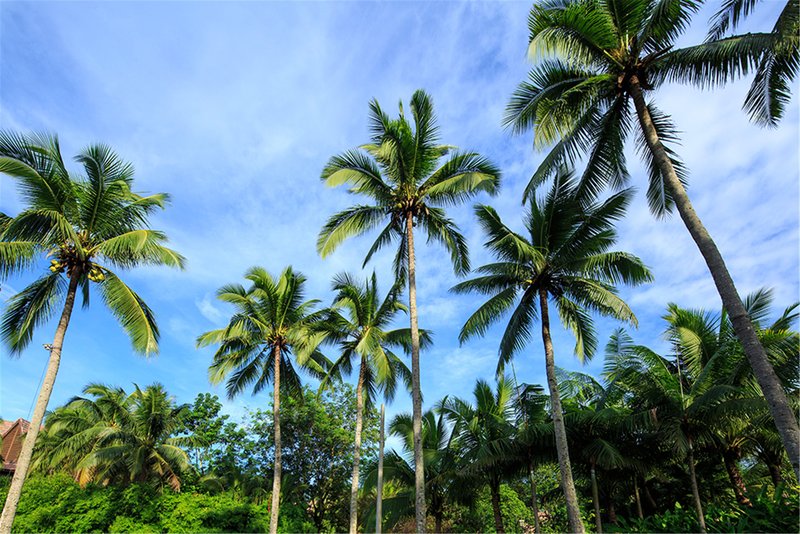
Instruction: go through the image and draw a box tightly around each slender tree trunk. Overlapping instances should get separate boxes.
[528,461,541,534]
[723,449,751,506]
[630,77,800,482]
[605,494,616,524]
[406,212,426,533]
[643,480,657,512]
[490,477,504,534]
[590,462,602,533]
[686,438,706,533]
[349,357,366,534]
[768,462,782,489]
[435,512,443,534]
[376,403,385,534]
[633,477,643,519]
[269,346,282,534]
[539,289,586,534]
[0,270,81,534]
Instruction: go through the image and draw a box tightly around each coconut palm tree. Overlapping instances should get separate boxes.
[32,382,191,489]
[504,0,799,480]
[196,266,329,534]
[707,0,799,127]
[317,272,416,534]
[454,169,652,533]
[318,89,501,532]
[441,378,517,534]
[0,133,185,532]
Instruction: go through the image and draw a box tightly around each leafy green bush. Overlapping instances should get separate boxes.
[456,484,534,533]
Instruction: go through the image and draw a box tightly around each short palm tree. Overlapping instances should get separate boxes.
[504,0,799,480]
[196,266,329,534]
[707,0,799,126]
[318,272,416,534]
[454,170,652,533]
[318,89,500,532]
[441,377,517,534]
[0,133,184,532]
[32,382,191,490]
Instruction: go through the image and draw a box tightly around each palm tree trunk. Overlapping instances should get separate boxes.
[723,449,750,506]
[406,211,426,533]
[590,462,602,533]
[434,512,443,534]
[528,461,541,534]
[269,346,282,534]
[633,477,643,519]
[768,462,782,488]
[643,480,658,512]
[349,357,366,534]
[629,76,800,483]
[490,477,504,534]
[687,437,706,533]
[539,289,586,534]
[376,403,385,534]
[0,270,81,534]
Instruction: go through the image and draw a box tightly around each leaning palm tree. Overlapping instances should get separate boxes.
[196,266,329,534]
[441,378,517,534]
[318,89,501,532]
[318,272,415,534]
[707,0,799,127]
[504,0,799,480]
[0,133,184,532]
[32,382,191,489]
[454,169,652,533]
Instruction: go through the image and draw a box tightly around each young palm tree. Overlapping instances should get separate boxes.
[707,0,799,126]
[454,170,652,533]
[441,378,517,534]
[318,89,501,532]
[32,382,192,489]
[504,0,799,480]
[0,133,184,532]
[196,266,329,534]
[318,272,416,534]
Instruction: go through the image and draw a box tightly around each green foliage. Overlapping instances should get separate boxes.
[455,485,533,533]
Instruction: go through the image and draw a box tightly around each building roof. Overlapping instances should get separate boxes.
[1,418,31,473]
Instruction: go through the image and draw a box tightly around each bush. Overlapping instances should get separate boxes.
[455,484,534,533]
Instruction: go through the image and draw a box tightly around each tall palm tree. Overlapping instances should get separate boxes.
[318,89,501,532]
[441,378,517,534]
[707,0,799,127]
[454,170,652,533]
[318,272,415,534]
[0,133,184,532]
[32,382,191,489]
[504,0,799,480]
[196,266,329,534]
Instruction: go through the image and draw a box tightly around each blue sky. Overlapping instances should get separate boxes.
[1,1,797,452]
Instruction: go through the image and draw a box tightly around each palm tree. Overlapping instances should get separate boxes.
[707,0,799,126]
[0,133,184,532]
[32,382,191,489]
[441,378,517,534]
[364,408,464,533]
[196,266,329,534]
[504,0,799,480]
[454,170,652,533]
[318,272,415,534]
[318,89,501,532]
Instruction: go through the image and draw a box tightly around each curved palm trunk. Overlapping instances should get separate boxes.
[633,477,643,519]
[686,438,706,533]
[269,346,282,534]
[528,461,541,534]
[539,289,586,534]
[406,212,426,533]
[630,77,800,483]
[590,462,602,533]
[722,449,751,506]
[490,476,504,534]
[0,271,81,534]
[349,357,367,534]
[768,462,782,488]
[376,403,385,534]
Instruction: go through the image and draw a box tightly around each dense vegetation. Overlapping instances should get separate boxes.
[0,0,798,533]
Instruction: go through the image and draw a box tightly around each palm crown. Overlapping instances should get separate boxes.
[318,89,501,278]
[455,169,652,370]
[0,132,185,354]
[505,0,776,212]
